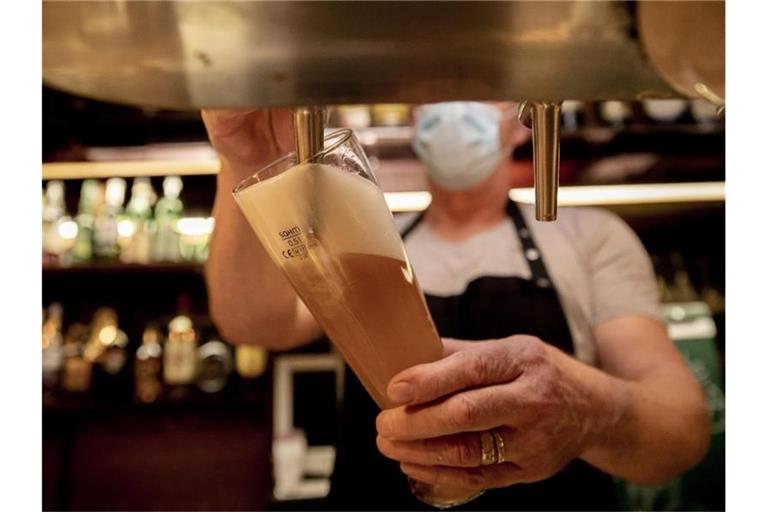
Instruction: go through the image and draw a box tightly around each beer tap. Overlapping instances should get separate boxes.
[518,101,562,222]
[293,106,326,164]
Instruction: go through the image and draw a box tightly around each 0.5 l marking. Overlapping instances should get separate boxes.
[279,225,312,259]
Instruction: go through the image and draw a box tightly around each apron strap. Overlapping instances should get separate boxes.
[399,201,554,289]
[505,200,554,289]
[399,210,426,239]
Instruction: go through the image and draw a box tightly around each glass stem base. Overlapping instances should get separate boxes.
[408,477,485,509]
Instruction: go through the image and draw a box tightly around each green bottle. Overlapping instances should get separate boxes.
[121,177,157,264]
[152,176,184,262]
[93,177,126,260]
[71,180,100,264]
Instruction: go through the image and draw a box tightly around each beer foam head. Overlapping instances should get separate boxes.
[235,162,406,262]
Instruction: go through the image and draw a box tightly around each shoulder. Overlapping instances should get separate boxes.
[520,203,649,270]
[520,203,634,244]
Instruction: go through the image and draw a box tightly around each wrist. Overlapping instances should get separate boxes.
[583,376,630,457]
[218,157,255,188]
[550,346,630,458]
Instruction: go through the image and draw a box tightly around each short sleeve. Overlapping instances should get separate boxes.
[579,209,662,325]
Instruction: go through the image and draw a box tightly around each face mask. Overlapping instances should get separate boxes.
[412,102,504,191]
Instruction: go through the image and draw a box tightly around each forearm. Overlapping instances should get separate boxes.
[557,348,710,484]
[205,163,311,349]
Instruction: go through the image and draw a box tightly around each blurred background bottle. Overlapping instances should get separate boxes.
[371,103,410,127]
[93,177,126,260]
[135,324,164,403]
[120,177,157,264]
[196,339,232,394]
[42,303,65,393]
[42,181,68,265]
[61,322,92,393]
[163,295,198,397]
[71,180,101,264]
[153,176,184,262]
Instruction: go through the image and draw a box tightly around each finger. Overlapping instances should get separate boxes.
[201,108,293,168]
[378,384,525,440]
[268,107,295,155]
[441,338,476,357]
[376,432,485,468]
[400,461,527,490]
[201,109,261,137]
[387,339,525,406]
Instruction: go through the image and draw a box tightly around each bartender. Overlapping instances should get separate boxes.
[202,103,709,510]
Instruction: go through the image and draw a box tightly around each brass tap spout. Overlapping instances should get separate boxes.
[518,101,562,222]
[293,106,326,163]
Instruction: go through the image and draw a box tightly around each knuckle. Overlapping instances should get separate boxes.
[450,394,478,429]
[467,354,491,385]
[452,436,479,466]
[521,337,547,363]
[376,411,397,437]
[375,435,392,457]
[463,469,487,489]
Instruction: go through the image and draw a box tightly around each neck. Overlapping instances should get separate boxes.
[425,166,510,241]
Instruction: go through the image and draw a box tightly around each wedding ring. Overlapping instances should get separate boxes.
[479,430,497,466]
[491,429,506,464]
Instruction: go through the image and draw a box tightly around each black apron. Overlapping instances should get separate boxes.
[325,201,618,511]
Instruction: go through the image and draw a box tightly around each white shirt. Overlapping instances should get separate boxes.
[395,204,662,364]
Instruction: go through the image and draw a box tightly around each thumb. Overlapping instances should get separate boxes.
[387,339,523,406]
[442,337,476,357]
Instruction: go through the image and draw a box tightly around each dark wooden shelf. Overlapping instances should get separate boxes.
[43,386,269,418]
[43,261,203,275]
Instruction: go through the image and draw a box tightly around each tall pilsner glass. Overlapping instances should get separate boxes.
[233,129,483,508]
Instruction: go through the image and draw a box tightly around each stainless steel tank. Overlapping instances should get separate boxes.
[42,0,724,220]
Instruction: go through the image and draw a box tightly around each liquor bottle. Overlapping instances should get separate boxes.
[163,298,198,391]
[371,104,410,127]
[98,313,130,376]
[196,340,233,394]
[120,177,157,264]
[336,105,372,129]
[86,307,131,399]
[71,180,102,264]
[668,253,699,303]
[93,178,126,260]
[42,303,65,392]
[42,181,67,263]
[152,176,184,262]
[135,324,164,403]
[235,344,268,380]
[235,344,268,399]
[61,322,92,393]
[177,216,214,263]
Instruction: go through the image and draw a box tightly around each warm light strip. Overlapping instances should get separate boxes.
[384,192,433,212]
[42,160,221,180]
[509,182,725,207]
[385,182,724,212]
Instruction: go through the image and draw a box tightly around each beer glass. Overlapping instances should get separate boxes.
[233,129,483,508]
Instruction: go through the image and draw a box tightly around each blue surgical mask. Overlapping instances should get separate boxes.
[412,102,504,191]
